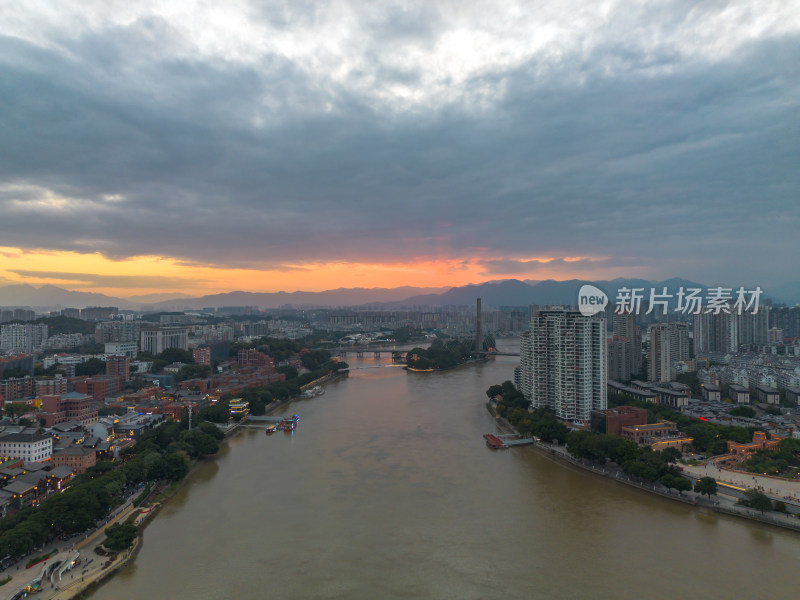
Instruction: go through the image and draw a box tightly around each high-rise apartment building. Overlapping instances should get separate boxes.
[771,306,800,339]
[95,321,141,344]
[519,307,606,426]
[0,323,49,353]
[607,312,641,381]
[694,308,769,353]
[647,322,689,383]
[648,324,673,383]
[140,327,189,355]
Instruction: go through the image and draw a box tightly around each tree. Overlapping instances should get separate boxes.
[75,358,106,377]
[198,401,230,424]
[694,477,718,499]
[1,367,30,379]
[739,489,772,513]
[197,422,224,440]
[672,476,692,495]
[277,365,298,380]
[103,523,137,551]
[676,372,702,397]
[773,500,789,513]
[156,348,194,365]
[660,447,682,463]
[486,384,503,399]
[5,403,29,423]
[174,364,211,382]
[659,474,677,491]
[301,350,332,371]
[729,405,756,418]
[179,430,219,457]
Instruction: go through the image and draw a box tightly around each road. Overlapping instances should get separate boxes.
[681,461,800,504]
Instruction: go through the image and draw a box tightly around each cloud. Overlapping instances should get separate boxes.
[8,270,211,289]
[479,258,602,275]
[0,1,798,287]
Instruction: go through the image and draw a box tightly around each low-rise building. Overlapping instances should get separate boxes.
[607,381,658,404]
[728,384,750,404]
[112,413,165,440]
[3,479,39,508]
[37,393,98,428]
[727,431,782,456]
[0,432,53,462]
[701,384,721,402]
[621,421,679,445]
[0,489,12,517]
[604,405,648,436]
[755,385,780,405]
[650,437,694,452]
[652,387,689,409]
[786,386,800,406]
[51,447,96,474]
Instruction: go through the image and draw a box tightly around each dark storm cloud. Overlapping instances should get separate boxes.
[0,1,798,285]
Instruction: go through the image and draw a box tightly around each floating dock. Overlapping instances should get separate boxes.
[483,433,535,449]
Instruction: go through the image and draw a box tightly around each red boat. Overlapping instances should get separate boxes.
[483,434,507,449]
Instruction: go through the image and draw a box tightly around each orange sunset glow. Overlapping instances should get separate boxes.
[0,246,633,297]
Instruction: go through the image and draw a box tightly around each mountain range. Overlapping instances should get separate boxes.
[0,278,796,312]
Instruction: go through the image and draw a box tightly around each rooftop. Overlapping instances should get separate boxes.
[0,432,51,443]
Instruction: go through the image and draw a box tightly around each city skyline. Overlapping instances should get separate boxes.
[1,1,799,297]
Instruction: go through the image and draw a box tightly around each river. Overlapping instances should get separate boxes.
[90,339,799,599]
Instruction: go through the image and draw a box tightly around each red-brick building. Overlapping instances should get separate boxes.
[180,378,209,393]
[0,376,35,402]
[105,355,131,382]
[71,375,122,401]
[237,349,274,370]
[37,393,99,427]
[51,447,96,474]
[605,406,648,436]
[35,375,69,396]
[193,347,211,366]
[162,402,199,422]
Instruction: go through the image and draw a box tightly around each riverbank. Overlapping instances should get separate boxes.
[486,402,800,535]
[50,380,339,600]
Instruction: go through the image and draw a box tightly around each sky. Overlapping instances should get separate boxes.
[0,1,798,297]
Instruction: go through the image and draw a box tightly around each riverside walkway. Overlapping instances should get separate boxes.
[3,497,138,600]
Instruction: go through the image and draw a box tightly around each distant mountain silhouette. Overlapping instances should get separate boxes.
[1,278,794,312]
[0,284,135,310]
[396,277,712,307]
[147,286,450,310]
[397,280,538,307]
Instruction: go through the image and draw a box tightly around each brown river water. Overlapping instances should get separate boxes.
[90,340,799,599]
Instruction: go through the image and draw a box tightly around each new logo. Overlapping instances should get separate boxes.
[578,284,608,317]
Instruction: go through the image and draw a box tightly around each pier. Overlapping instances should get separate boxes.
[240,415,286,428]
[483,433,535,449]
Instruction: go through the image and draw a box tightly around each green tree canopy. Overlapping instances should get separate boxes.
[75,358,106,377]
[277,365,298,380]
[694,477,718,498]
